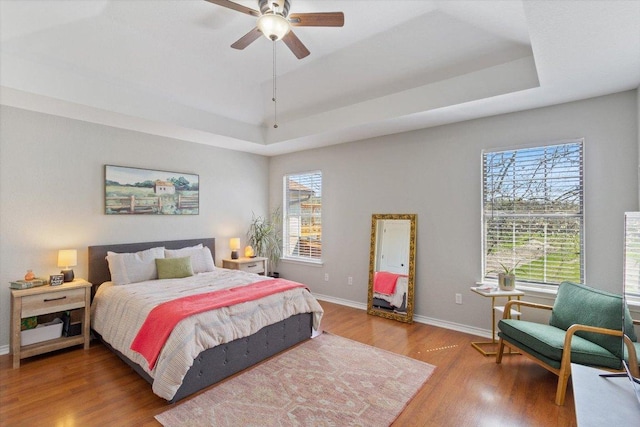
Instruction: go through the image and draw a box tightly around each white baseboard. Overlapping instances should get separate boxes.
[0,344,9,356]
[413,314,493,339]
[314,294,493,340]
[314,293,367,311]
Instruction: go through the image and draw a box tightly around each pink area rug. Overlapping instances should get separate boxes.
[155,333,435,427]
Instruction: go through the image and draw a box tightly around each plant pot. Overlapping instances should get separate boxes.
[498,273,516,291]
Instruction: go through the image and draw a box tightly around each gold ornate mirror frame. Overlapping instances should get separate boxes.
[367,213,416,323]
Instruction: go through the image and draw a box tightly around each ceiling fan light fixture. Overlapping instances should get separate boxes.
[257,13,290,41]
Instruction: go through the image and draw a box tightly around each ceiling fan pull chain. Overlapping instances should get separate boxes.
[272,40,278,129]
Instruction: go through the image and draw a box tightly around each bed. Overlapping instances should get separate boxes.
[89,238,323,402]
[372,273,408,313]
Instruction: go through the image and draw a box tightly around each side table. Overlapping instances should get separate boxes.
[11,278,92,368]
[222,257,268,276]
[470,286,524,356]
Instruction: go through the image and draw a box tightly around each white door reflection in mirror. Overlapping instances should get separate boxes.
[377,220,410,274]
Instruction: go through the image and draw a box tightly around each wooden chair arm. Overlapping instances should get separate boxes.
[560,324,640,378]
[564,323,622,340]
[502,300,553,319]
[627,318,639,374]
[624,334,639,377]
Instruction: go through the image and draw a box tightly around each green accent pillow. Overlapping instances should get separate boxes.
[156,256,193,280]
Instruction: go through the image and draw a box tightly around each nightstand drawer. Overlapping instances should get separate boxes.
[22,288,86,317]
[239,261,265,274]
[222,257,267,276]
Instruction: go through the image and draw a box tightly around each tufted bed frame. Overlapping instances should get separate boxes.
[88,237,313,402]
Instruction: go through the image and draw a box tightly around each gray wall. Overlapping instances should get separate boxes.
[1,90,637,351]
[270,90,639,333]
[0,106,269,350]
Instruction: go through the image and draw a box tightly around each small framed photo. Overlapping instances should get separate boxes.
[49,274,64,286]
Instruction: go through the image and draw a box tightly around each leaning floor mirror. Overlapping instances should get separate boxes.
[367,213,416,323]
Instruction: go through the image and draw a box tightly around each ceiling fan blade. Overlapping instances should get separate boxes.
[282,30,310,59]
[289,12,344,27]
[204,0,260,17]
[231,27,262,50]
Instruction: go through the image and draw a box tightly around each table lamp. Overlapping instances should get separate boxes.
[229,238,240,259]
[58,249,77,282]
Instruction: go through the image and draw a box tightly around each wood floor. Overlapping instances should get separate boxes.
[0,301,576,426]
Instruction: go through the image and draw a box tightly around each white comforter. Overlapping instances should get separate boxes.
[91,269,323,400]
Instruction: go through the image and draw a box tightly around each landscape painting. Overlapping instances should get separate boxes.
[105,165,199,215]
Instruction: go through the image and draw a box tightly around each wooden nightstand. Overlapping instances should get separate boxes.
[11,278,92,368]
[222,257,268,276]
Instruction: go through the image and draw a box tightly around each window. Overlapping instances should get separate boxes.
[482,140,584,286]
[283,171,322,262]
[624,212,640,297]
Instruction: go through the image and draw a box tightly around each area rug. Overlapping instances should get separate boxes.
[155,333,435,427]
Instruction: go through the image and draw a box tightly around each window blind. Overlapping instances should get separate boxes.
[482,141,584,285]
[624,212,640,297]
[283,171,322,262]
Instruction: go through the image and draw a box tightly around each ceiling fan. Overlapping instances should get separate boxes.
[205,0,344,59]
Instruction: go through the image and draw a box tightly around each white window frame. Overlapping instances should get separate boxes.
[624,212,640,303]
[481,139,585,289]
[282,171,322,264]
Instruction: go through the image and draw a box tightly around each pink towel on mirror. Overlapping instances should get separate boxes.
[374,271,405,295]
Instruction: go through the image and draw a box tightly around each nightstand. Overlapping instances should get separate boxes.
[222,257,268,275]
[11,278,92,368]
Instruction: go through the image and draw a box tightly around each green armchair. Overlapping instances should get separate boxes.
[496,281,639,405]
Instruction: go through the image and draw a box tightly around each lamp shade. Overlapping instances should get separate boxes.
[57,249,77,268]
[257,13,290,41]
[229,238,241,250]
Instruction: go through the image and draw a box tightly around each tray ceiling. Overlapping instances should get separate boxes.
[1,1,638,155]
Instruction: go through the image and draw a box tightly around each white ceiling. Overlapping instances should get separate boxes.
[1,0,639,156]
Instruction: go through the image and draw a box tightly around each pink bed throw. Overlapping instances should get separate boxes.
[131,279,307,369]
[374,271,406,295]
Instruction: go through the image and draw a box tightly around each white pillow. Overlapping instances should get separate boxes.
[165,246,215,273]
[106,246,165,285]
[174,243,203,250]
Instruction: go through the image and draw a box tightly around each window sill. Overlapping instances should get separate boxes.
[280,257,324,267]
[626,295,640,309]
[476,279,558,301]
[477,280,640,311]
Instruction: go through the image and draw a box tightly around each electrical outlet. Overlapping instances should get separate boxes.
[348,276,353,285]
[455,293,462,305]
[324,273,329,282]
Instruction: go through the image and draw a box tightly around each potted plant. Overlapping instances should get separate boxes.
[247,207,282,277]
[497,261,520,291]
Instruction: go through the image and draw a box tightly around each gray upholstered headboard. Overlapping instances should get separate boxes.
[88,238,215,286]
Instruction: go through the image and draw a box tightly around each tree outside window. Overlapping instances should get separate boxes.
[483,141,584,285]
